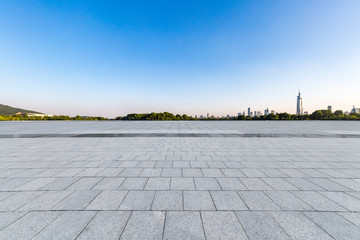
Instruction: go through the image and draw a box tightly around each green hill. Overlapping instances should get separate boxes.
[0,104,42,115]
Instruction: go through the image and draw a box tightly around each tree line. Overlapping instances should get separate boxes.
[1,110,359,121]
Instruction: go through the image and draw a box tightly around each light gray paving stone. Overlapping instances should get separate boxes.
[86,190,128,210]
[211,191,248,210]
[270,212,332,240]
[171,178,195,190]
[320,191,360,211]
[238,191,281,210]
[338,212,360,227]
[202,169,225,177]
[195,178,221,190]
[66,177,102,190]
[241,169,267,178]
[140,168,162,177]
[161,168,182,177]
[40,177,79,190]
[292,191,347,211]
[308,178,352,191]
[184,191,215,210]
[54,168,85,177]
[217,178,247,190]
[36,168,64,177]
[298,169,332,178]
[260,169,288,178]
[152,191,183,210]
[265,191,313,211]
[330,178,360,191]
[77,211,131,240]
[0,212,27,231]
[183,168,203,177]
[190,161,208,168]
[52,190,100,210]
[76,168,104,177]
[207,161,227,168]
[164,211,205,240]
[0,192,16,202]
[221,169,246,177]
[285,178,324,191]
[13,178,55,191]
[0,211,61,240]
[261,178,298,190]
[118,178,148,190]
[97,168,123,177]
[144,177,170,190]
[137,161,156,168]
[279,169,309,177]
[118,161,138,168]
[0,178,32,191]
[202,211,248,240]
[0,191,45,211]
[155,161,172,168]
[305,212,360,240]
[120,211,165,240]
[33,211,96,240]
[119,190,155,210]
[173,161,190,168]
[18,190,73,211]
[236,211,290,240]
[239,178,273,190]
[119,168,143,177]
[92,177,125,190]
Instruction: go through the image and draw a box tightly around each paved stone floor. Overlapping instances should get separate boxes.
[0,121,360,240]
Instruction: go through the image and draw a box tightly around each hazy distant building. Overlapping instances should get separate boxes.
[351,106,360,114]
[257,111,261,116]
[271,110,275,114]
[238,113,241,116]
[250,111,253,117]
[243,111,245,116]
[264,108,269,116]
[296,91,303,115]
[248,108,251,116]
[328,106,332,112]
[195,115,197,119]
[344,111,350,115]
[207,113,209,118]
[304,111,309,115]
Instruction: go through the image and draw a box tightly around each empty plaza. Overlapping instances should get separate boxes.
[0,121,360,240]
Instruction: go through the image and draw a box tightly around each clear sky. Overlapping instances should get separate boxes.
[1,0,359,117]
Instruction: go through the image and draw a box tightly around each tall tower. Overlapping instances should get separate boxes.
[248,107,251,116]
[296,90,303,115]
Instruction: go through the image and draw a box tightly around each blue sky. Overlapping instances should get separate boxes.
[1,0,359,117]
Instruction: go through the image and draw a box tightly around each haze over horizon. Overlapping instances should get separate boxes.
[1,0,360,118]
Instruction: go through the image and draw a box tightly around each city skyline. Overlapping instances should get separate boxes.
[1,0,360,117]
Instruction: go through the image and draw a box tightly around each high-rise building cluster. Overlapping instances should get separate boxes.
[194,91,358,118]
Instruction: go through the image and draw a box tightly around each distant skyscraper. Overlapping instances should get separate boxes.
[351,106,360,114]
[296,91,303,115]
[264,108,269,116]
[248,107,251,116]
[328,106,332,112]
[243,111,245,116]
[207,113,209,118]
